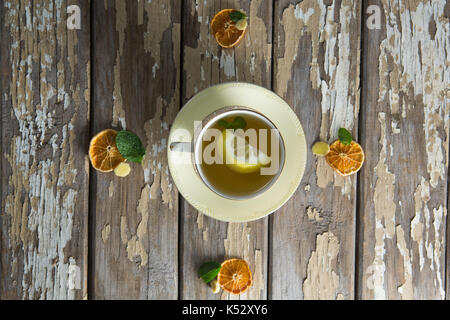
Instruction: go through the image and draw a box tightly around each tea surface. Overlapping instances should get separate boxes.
[199,113,281,198]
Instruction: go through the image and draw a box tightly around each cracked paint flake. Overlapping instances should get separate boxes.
[396,225,413,299]
[220,51,235,78]
[125,184,150,267]
[102,224,111,244]
[196,213,208,241]
[431,206,446,298]
[306,206,323,222]
[119,185,151,268]
[410,177,446,298]
[108,181,114,198]
[366,112,397,300]
[303,232,340,300]
[411,177,429,271]
[409,179,446,299]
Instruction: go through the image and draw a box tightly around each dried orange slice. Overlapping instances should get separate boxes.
[89,129,125,172]
[325,140,365,176]
[211,9,247,48]
[217,258,252,294]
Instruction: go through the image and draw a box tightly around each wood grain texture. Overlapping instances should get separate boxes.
[180,0,272,300]
[1,0,449,300]
[0,0,90,299]
[91,0,180,299]
[358,0,449,300]
[270,0,361,299]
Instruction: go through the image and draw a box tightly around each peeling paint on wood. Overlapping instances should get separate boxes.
[395,225,413,299]
[303,232,340,300]
[1,0,90,299]
[102,224,111,244]
[124,184,150,266]
[306,206,323,222]
[196,213,209,241]
[359,0,449,300]
[278,0,359,195]
[271,0,361,300]
[91,0,179,299]
[366,112,397,299]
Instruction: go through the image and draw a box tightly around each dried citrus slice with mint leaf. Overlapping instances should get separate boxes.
[211,9,247,48]
[116,130,146,163]
[198,261,222,284]
[325,128,365,176]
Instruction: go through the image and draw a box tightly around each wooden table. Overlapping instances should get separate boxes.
[1,0,449,300]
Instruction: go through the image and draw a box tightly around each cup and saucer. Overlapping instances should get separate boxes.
[167,82,307,222]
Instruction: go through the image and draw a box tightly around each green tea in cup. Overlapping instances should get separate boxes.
[194,107,285,200]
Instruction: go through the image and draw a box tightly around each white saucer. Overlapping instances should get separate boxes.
[167,82,307,222]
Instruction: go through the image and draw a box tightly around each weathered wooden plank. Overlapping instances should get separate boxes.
[270,0,361,299]
[358,0,449,299]
[448,188,450,300]
[180,0,272,299]
[91,0,180,299]
[0,0,90,299]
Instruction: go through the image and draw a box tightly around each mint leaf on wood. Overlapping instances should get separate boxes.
[338,128,353,146]
[116,130,146,163]
[198,261,222,284]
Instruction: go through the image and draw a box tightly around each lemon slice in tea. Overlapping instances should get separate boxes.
[217,129,270,174]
